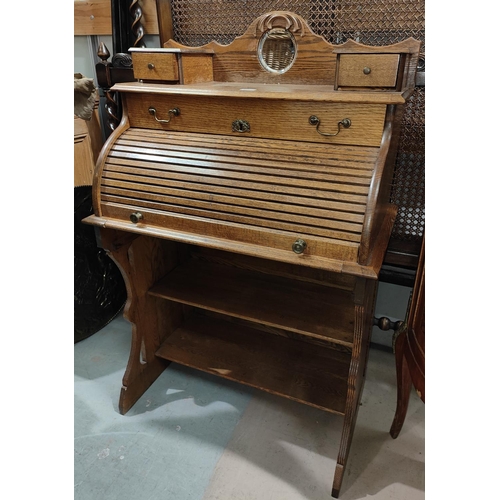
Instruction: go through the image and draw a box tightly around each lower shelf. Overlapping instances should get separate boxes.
[149,257,355,348]
[155,313,351,415]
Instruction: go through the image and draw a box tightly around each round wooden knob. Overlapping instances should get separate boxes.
[373,316,404,332]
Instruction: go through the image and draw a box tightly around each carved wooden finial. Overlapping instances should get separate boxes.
[97,41,110,62]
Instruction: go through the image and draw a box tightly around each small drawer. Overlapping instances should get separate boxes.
[337,54,400,88]
[131,52,179,82]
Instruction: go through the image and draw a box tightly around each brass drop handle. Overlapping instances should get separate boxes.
[292,239,307,254]
[309,116,351,137]
[148,106,180,123]
[130,212,143,224]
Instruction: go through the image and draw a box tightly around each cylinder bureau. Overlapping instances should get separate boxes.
[84,11,421,497]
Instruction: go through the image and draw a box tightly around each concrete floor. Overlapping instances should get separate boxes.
[74,313,424,500]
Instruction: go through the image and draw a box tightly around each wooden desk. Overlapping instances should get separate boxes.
[84,11,420,497]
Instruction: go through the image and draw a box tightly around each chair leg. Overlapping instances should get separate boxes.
[390,329,412,439]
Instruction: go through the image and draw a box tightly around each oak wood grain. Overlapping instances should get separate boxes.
[74,0,159,36]
[131,52,179,81]
[155,0,173,46]
[84,214,380,276]
[179,54,214,84]
[94,122,392,268]
[156,312,351,414]
[93,231,184,414]
[74,117,97,187]
[149,257,356,347]
[358,105,399,265]
[112,81,407,104]
[124,93,386,147]
[338,54,400,88]
[332,277,377,497]
[188,246,358,291]
[74,97,102,187]
[83,12,421,497]
[162,12,337,85]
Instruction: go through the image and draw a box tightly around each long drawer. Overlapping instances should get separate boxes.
[97,129,380,264]
[124,93,386,147]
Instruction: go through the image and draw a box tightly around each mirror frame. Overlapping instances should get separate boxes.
[257,28,297,74]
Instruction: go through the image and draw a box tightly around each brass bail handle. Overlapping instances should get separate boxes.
[148,106,180,123]
[309,115,351,137]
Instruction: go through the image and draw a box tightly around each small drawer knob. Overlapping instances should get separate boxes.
[292,239,307,254]
[130,212,143,224]
[363,67,371,75]
[147,63,155,70]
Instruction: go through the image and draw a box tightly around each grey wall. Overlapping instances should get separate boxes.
[74,35,113,79]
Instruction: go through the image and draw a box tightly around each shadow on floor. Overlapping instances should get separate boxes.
[75,315,424,500]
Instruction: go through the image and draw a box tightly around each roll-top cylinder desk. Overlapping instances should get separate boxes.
[84,11,420,497]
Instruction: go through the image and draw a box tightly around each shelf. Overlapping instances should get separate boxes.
[112,81,406,104]
[148,258,355,348]
[156,313,350,414]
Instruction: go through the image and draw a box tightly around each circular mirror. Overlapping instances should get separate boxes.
[258,28,297,74]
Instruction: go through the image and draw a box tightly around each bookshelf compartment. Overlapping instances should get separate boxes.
[156,312,351,414]
[149,257,356,348]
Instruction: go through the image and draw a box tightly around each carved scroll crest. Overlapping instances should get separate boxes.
[255,12,306,37]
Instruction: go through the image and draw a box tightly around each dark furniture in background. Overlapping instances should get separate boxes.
[74,91,126,343]
[390,234,425,438]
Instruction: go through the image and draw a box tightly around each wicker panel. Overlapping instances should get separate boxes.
[170,1,315,46]
[391,86,425,244]
[170,1,424,52]
[168,0,425,265]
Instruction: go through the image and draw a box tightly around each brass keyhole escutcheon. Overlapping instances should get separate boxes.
[292,239,307,254]
[130,212,143,224]
[232,119,251,133]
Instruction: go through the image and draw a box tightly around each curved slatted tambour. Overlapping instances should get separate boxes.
[100,129,378,247]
